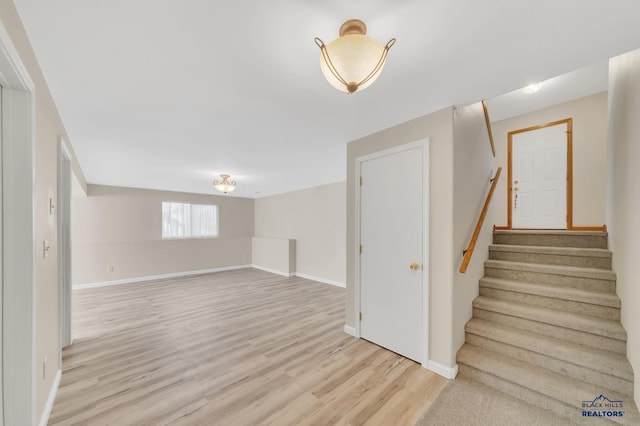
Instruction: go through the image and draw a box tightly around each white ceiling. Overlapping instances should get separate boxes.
[14,0,640,198]
[487,61,609,122]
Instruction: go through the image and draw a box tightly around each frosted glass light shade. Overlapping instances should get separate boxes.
[320,34,386,93]
[315,20,394,94]
[213,174,236,194]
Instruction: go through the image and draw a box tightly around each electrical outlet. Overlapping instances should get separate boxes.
[107,266,114,273]
[49,197,55,215]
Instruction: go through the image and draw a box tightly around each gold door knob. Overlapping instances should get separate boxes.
[410,263,420,271]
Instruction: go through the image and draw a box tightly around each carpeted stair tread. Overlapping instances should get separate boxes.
[484,260,617,293]
[489,244,612,257]
[473,296,627,341]
[457,230,635,425]
[479,277,621,308]
[458,345,640,425]
[484,260,616,281]
[489,244,612,269]
[465,318,633,381]
[494,230,606,236]
[493,230,608,249]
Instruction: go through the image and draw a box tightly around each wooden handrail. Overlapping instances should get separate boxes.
[482,100,496,157]
[459,167,502,273]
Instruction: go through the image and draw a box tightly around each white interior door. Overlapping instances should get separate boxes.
[512,123,567,229]
[360,145,424,362]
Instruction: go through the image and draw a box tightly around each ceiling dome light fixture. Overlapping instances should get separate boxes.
[213,174,237,194]
[522,82,543,94]
[314,19,395,94]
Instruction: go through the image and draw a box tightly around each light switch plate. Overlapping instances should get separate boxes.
[43,240,50,259]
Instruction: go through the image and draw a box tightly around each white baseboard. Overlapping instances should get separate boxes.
[73,265,252,290]
[251,264,294,277]
[250,267,345,288]
[295,272,346,288]
[344,324,358,337]
[427,360,459,379]
[38,369,61,426]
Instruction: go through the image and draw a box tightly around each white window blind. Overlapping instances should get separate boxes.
[162,202,218,238]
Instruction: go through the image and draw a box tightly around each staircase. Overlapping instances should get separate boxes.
[457,230,639,425]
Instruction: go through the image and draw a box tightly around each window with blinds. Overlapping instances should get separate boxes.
[161,202,218,239]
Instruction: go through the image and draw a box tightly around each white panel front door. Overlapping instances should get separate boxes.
[512,123,567,229]
[360,145,423,362]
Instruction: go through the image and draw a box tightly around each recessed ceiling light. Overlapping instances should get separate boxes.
[522,82,543,94]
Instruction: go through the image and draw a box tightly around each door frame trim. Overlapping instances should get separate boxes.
[57,136,73,359]
[353,138,430,368]
[507,118,573,229]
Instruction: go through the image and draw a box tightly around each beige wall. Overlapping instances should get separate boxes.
[346,107,457,369]
[492,92,608,228]
[73,185,254,285]
[254,182,345,285]
[452,102,496,358]
[606,48,640,407]
[0,0,88,421]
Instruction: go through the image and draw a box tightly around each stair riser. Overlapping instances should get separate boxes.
[474,297,626,340]
[489,250,612,270]
[465,333,634,397]
[493,233,608,249]
[473,308,627,354]
[479,287,620,321]
[484,267,616,293]
[458,364,619,425]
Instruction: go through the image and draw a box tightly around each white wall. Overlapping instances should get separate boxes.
[452,102,496,357]
[254,182,345,285]
[0,0,88,421]
[346,104,495,373]
[492,92,608,228]
[347,107,457,370]
[606,48,640,407]
[73,185,254,285]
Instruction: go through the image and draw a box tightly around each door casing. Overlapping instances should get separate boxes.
[353,139,430,368]
[507,118,573,229]
[58,137,73,359]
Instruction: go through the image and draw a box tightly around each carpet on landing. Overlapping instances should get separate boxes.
[416,377,579,426]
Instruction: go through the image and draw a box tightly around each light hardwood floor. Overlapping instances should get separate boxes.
[49,268,447,425]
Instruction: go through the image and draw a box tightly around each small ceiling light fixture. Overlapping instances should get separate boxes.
[314,19,395,94]
[213,174,237,194]
[522,82,543,94]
